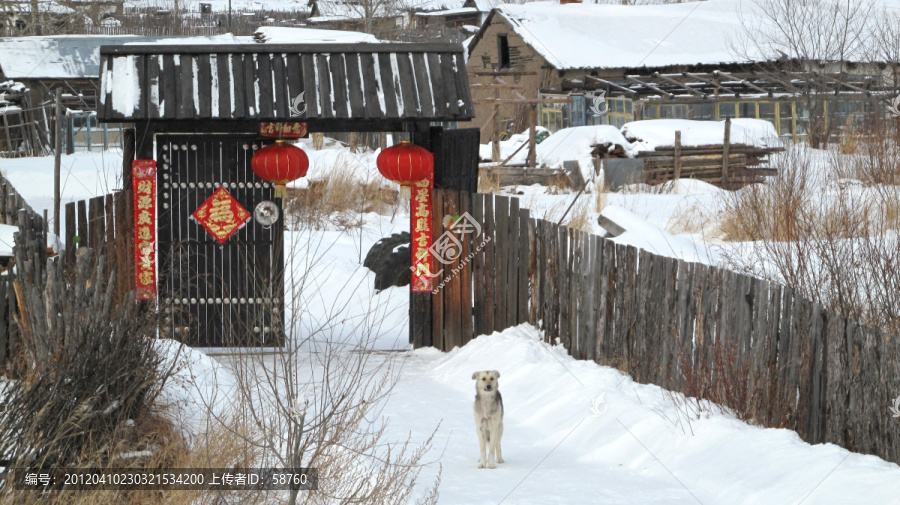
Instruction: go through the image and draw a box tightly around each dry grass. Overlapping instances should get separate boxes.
[718,121,900,335]
[666,200,709,236]
[565,199,594,233]
[594,180,609,214]
[477,166,502,194]
[284,157,399,230]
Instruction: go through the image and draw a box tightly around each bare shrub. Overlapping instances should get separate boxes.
[720,125,900,335]
[0,248,182,504]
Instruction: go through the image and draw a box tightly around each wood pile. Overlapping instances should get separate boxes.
[637,144,781,189]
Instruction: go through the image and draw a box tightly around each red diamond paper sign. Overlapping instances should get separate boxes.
[191,187,251,244]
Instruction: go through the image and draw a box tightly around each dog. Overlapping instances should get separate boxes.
[472,370,504,469]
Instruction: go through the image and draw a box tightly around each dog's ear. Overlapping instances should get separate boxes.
[492,370,500,378]
[472,372,479,380]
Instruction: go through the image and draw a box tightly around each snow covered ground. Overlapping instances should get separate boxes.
[4,139,900,503]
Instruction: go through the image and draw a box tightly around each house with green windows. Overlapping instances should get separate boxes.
[467,0,898,145]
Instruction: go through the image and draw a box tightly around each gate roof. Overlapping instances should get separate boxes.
[98,43,474,125]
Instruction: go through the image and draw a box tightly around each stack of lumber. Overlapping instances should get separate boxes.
[637,143,782,189]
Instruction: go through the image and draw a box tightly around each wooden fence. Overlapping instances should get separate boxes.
[0,190,132,369]
[63,191,134,304]
[419,189,900,466]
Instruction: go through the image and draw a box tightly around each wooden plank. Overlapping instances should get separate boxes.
[426,52,445,119]
[376,53,399,118]
[231,54,245,118]
[147,54,161,118]
[359,53,383,118]
[214,54,231,117]
[472,194,486,336]
[527,216,538,327]
[483,195,496,334]
[328,53,350,118]
[0,279,7,366]
[411,52,435,118]
[506,197,520,328]
[114,191,128,302]
[517,208,530,325]
[316,54,334,118]
[77,199,88,249]
[178,54,194,120]
[272,53,288,118]
[105,194,116,273]
[257,52,274,118]
[459,191,474,346]
[89,196,105,251]
[344,53,366,119]
[566,230,581,357]
[494,196,509,330]
[162,54,178,119]
[64,201,76,267]
[443,190,462,349]
[440,52,460,117]
[452,52,474,117]
[430,189,445,350]
[301,54,318,117]
[197,53,212,119]
[552,222,565,347]
[395,53,419,118]
[243,53,258,117]
[285,53,303,118]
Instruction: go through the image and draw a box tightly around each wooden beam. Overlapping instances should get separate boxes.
[468,70,538,76]
[673,130,682,181]
[470,83,523,89]
[102,43,466,55]
[722,117,731,181]
[652,72,708,98]
[585,76,638,95]
[682,72,733,95]
[625,76,673,99]
[527,104,537,168]
[714,70,772,96]
[472,98,572,104]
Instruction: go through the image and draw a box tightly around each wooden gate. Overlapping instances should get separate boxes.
[156,133,284,347]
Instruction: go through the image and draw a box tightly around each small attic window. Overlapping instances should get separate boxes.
[498,34,511,69]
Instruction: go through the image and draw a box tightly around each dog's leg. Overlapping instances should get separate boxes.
[487,421,498,469]
[477,423,487,469]
[496,421,504,464]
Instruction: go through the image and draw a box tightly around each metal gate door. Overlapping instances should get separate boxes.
[157,134,284,347]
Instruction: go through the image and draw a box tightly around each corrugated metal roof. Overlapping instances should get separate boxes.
[98,43,475,122]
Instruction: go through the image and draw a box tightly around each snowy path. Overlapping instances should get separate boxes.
[386,348,699,504]
[377,326,900,505]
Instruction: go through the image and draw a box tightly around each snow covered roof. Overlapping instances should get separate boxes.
[251,26,378,44]
[473,0,768,70]
[98,43,474,123]
[622,119,784,152]
[0,35,174,80]
[0,35,256,80]
[123,0,308,12]
[416,7,477,17]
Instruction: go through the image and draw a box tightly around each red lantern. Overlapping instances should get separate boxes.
[376,141,433,199]
[251,139,309,198]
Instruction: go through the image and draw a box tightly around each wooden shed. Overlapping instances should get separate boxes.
[98,42,477,347]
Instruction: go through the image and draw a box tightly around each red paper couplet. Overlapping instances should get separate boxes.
[410,174,435,293]
[132,160,157,301]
